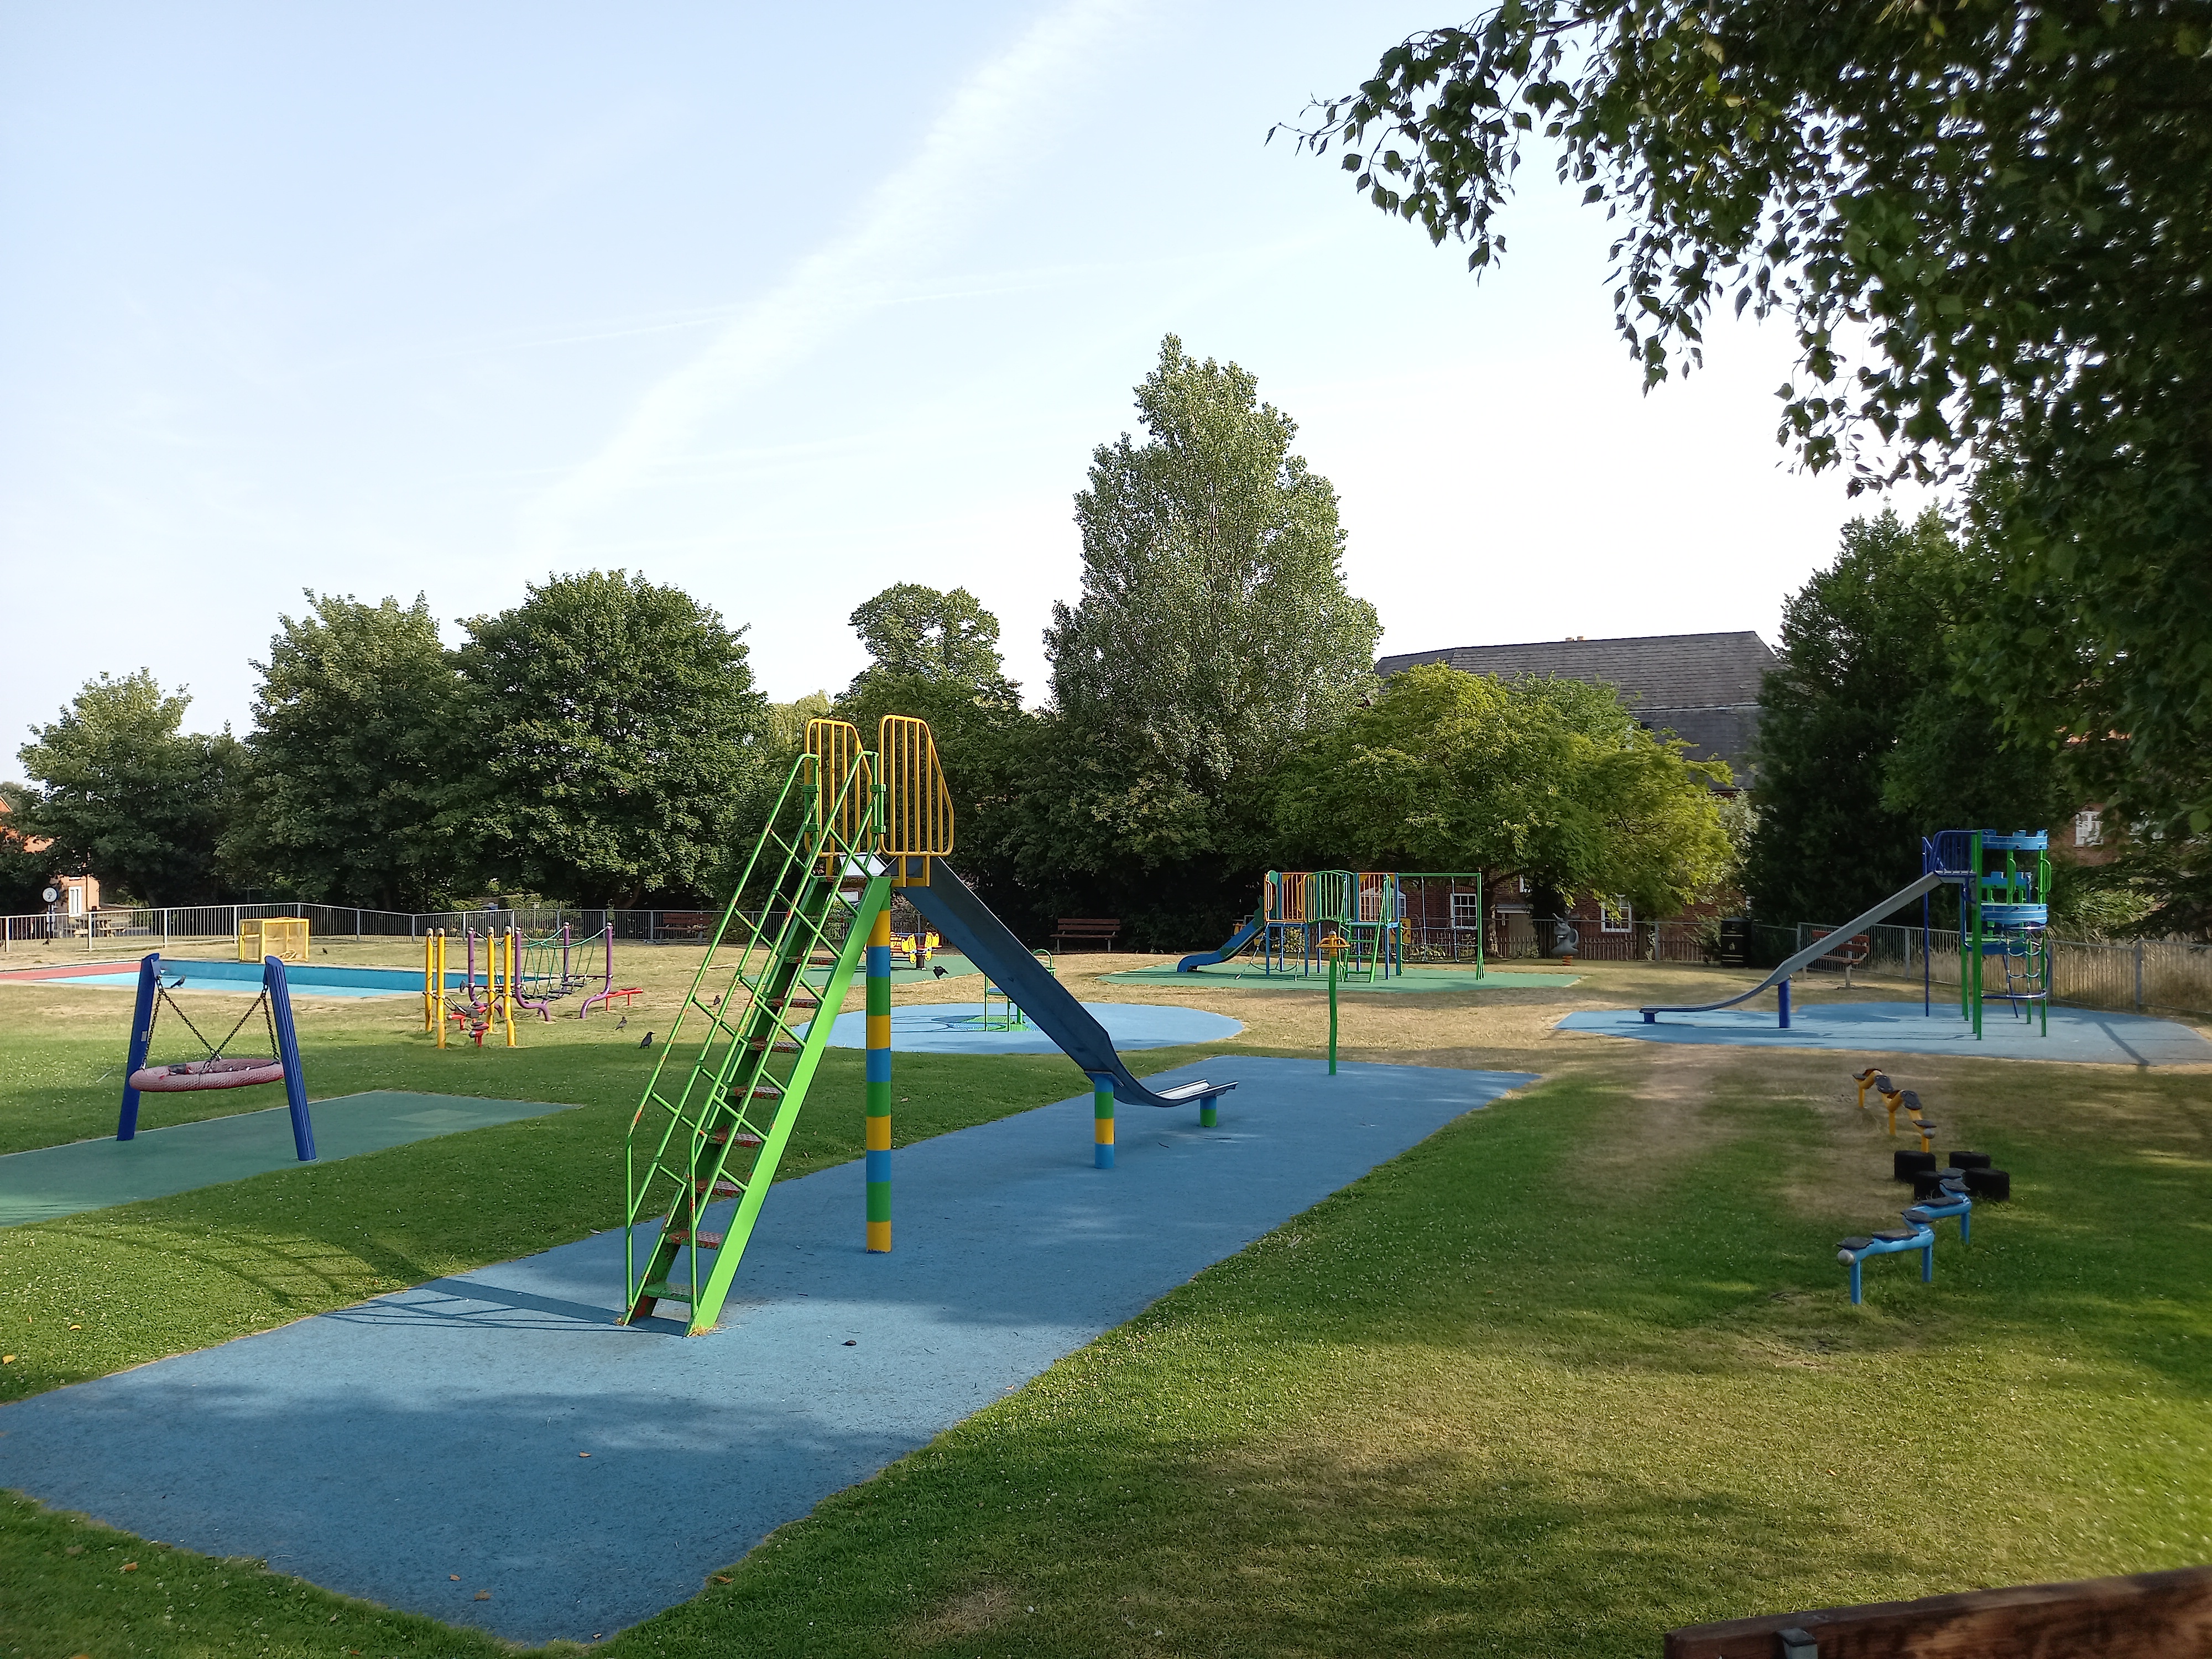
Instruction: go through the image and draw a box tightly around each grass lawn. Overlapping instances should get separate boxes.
[2,963,2209,1656]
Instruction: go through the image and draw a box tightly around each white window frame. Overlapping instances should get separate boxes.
[1599,896,1633,933]
[1449,891,1483,930]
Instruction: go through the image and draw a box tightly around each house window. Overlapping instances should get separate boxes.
[1599,897,1632,933]
[1449,891,1482,930]
[2075,808,2103,848]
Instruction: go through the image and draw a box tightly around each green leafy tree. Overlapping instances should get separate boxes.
[0,783,58,912]
[221,593,466,910]
[843,585,1020,708]
[765,691,833,758]
[1024,336,1381,942]
[1745,509,2062,927]
[1274,663,1733,927]
[834,583,1030,879]
[1292,3,2212,833]
[457,572,773,906]
[15,671,246,905]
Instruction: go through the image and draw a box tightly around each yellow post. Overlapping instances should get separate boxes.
[501,930,517,1048]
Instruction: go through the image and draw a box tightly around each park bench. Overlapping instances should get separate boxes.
[1807,928,1872,985]
[650,911,714,942]
[1052,917,1120,952]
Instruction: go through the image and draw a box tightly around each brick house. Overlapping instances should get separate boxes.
[1375,631,1776,954]
[0,796,96,916]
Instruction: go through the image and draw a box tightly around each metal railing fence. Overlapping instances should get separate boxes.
[5,898,2207,1015]
[0,899,849,956]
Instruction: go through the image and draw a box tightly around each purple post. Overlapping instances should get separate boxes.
[117,953,161,1140]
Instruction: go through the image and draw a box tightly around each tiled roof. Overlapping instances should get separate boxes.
[1374,630,1775,780]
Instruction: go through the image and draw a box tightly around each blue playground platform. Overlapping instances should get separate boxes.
[0,1056,1534,1644]
[826,999,1240,1053]
[1559,1000,2212,1066]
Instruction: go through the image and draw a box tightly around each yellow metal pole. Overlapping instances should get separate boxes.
[503,930,517,1048]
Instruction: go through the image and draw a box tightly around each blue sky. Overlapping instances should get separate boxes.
[0,1,1933,773]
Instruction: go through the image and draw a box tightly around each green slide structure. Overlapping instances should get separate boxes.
[623,718,1232,1338]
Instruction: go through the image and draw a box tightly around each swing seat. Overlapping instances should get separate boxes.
[128,1056,286,1093]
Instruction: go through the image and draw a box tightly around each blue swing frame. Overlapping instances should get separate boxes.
[117,952,316,1161]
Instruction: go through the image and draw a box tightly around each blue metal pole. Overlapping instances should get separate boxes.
[265,956,316,1161]
[1778,974,1792,1029]
[117,952,160,1140]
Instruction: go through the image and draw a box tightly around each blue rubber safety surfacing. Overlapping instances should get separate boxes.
[0,1092,583,1228]
[1559,1000,2212,1066]
[0,1056,1534,1642]
[826,999,1240,1053]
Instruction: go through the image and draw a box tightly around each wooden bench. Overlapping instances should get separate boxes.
[1665,1562,2212,1657]
[1807,928,1871,986]
[1053,917,1120,952]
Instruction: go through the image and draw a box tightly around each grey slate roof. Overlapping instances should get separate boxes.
[1374,630,1776,784]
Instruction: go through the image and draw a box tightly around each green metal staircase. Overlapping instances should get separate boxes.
[622,734,890,1335]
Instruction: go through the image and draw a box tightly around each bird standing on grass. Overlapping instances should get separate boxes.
[639,1031,654,1050]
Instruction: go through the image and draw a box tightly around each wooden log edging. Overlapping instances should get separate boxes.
[1662,1563,2212,1658]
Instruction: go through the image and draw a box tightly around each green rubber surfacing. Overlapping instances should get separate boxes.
[1102,963,1583,991]
[0,1092,580,1228]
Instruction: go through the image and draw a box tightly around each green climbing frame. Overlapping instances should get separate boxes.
[622,745,891,1335]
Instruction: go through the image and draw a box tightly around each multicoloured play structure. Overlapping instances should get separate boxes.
[1926,828,2051,1037]
[118,952,315,1159]
[1177,870,1485,979]
[1641,827,2049,1037]
[623,716,1235,1337]
[421,922,639,1045]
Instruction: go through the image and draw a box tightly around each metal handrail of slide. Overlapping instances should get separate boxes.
[1639,870,1952,1025]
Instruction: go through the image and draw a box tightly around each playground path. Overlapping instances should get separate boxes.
[1558,1001,2212,1066]
[825,999,1240,1053]
[0,1056,1535,1644]
[0,1091,581,1228]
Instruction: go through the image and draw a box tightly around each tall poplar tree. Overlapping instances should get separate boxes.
[1023,337,1380,942]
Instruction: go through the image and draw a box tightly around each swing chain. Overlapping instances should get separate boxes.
[149,982,273,1065]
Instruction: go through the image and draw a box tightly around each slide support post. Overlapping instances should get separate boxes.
[117,952,161,1140]
[265,956,316,1161]
[865,905,893,1250]
[1778,975,1792,1029]
[1091,1073,1115,1168]
[1328,953,1339,1074]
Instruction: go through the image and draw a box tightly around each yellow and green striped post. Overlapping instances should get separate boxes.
[865,905,893,1251]
[1092,1074,1114,1168]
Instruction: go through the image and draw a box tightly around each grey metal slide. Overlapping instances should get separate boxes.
[1640,871,1950,1024]
[905,862,1234,1109]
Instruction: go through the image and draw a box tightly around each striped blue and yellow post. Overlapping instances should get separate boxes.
[865,905,893,1252]
[1092,1073,1114,1168]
